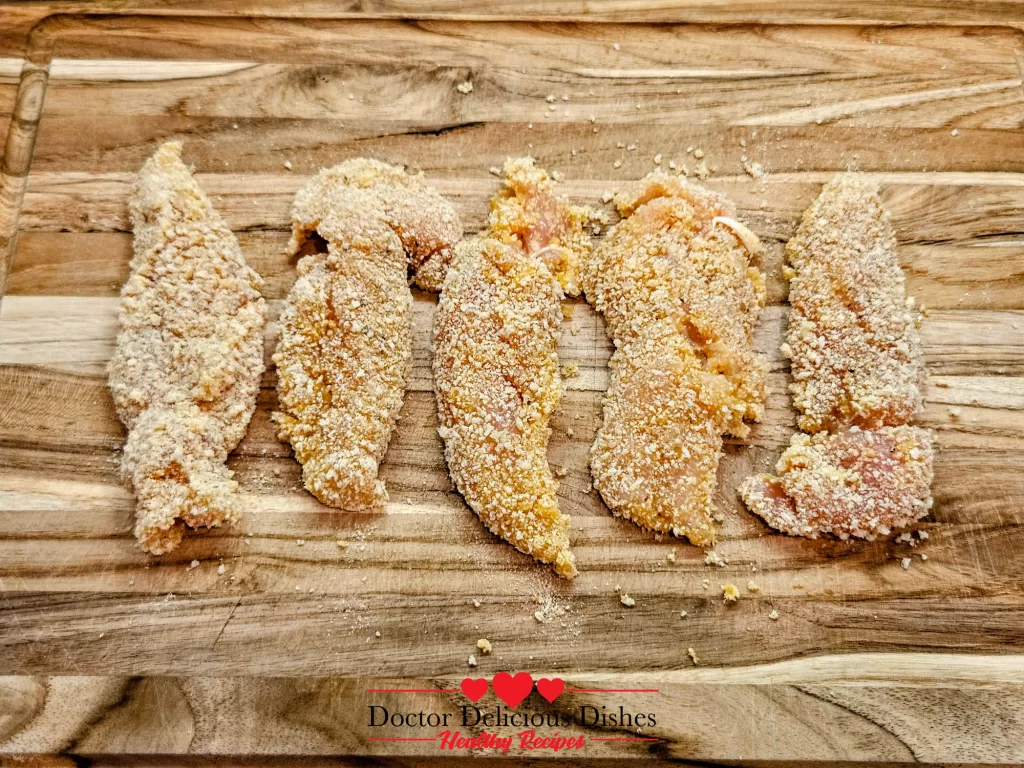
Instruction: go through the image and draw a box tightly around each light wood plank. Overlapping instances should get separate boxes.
[8,229,1024,310]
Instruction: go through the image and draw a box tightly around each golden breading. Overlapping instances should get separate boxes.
[741,426,934,539]
[273,159,460,509]
[743,173,935,540]
[582,172,767,544]
[433,158,595,578]
[785,173,924,432]
[108,142,267,554]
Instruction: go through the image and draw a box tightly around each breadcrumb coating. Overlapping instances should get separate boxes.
[433,157,596,578]
[273,159,460,509]
[741,426,934,539]
[108,142,267,554]
[581,172,767,544]
[785,173,924,432]
[743,173,935,540]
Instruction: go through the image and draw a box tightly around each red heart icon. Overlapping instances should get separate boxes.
[460,677,488,703]
[536,677,565,703]
[492,671,533,709]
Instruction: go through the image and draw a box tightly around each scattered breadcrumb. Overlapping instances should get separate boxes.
[336,540,348,548]
[679,610,688,618]
[217,564,226,575]
[747,580,759,592]
[653,153,663,165]
[768,609,780,620]
[948,406,961,418]
[188,560,200,571]
[477,638,492,654]
[620,593,636,607]
[693,148,705,159]
[666,550,676,562]
[283,160,293,170]
[704,551,727,567]
[473,598,481,608]
[722,583,740,602]
[743,160,765,180]
[456,80,474,94]
[901,557,912,569]
[687,647,699,665]
[694,160,710,180]
[613,160,622,169]
[468,654,478,667]
[533,594,569,623]
[296,539,305,547]
[601,191,615,203]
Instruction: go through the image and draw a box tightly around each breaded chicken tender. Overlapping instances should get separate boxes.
[785,173,924,432]
[433,158,596,578]
[108,142,267,554]
[582,172,767,544]
[741,426,934,539]
[273,160,460,509]
[742,173,935,540]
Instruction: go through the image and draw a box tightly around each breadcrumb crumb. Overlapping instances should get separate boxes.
[620,593,636,607]
[704,551,727,567]
[722,583,740,601]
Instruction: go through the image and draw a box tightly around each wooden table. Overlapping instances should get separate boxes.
[1,2,1023,764]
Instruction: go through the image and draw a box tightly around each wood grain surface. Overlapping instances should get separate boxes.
[0,5,1022,763]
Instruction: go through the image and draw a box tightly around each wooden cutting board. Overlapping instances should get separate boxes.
[1,5,1023,763]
